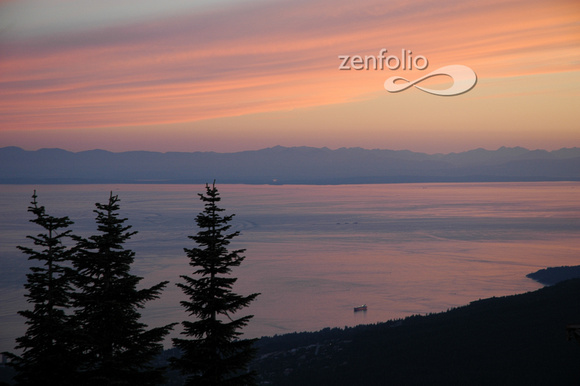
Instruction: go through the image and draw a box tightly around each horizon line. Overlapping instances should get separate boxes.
[3,144,579,156]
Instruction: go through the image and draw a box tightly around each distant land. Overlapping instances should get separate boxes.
[112,278,580,386]
[527,266,580,286]
[247,278,580,385]
[3,271,579,385]
[1,146,580,184]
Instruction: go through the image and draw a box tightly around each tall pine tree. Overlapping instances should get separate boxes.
[172,182,260,386]
[4,191,78,386]
[72,192,175,386]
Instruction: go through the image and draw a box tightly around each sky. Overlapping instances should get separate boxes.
[0,0,578,153]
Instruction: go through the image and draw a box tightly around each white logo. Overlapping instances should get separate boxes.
[338,49,477,96]
[384,65,477,96]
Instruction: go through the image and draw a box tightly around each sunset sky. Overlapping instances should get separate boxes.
[0,0,578,153]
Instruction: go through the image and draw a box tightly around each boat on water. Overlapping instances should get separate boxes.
[354,304,367,312]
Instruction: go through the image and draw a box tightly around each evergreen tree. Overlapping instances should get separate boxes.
[172,182,260,386]
[3,191,78,385]
[72,192,175,386]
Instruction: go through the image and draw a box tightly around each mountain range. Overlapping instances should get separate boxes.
[1,146,579,184]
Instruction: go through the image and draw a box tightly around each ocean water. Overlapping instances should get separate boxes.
[1,182,579,351]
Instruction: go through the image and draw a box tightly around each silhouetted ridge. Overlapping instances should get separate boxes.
[527,265,580,286]
[249,278,580,385]
[1,146,579,184]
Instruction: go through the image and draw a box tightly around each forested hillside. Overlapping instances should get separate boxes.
[250,278,580,385]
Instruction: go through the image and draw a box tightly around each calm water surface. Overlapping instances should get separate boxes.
[1,182,579,351]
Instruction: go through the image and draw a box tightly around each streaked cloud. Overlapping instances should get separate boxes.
[0,0,578,151]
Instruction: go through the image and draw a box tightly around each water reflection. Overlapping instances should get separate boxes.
[1,182,579,350]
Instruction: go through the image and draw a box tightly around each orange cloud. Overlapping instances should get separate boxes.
[0,0,578,153]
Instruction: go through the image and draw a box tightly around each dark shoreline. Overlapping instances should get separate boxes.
[3,272,579,385]
[526,265,580,286]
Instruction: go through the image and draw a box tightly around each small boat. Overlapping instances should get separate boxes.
[354,304,367,312]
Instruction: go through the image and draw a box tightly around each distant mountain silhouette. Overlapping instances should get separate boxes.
[1,146,579,184]
[527,266,580,286]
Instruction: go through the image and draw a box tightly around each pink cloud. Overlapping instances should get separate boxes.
[0,0,578,136]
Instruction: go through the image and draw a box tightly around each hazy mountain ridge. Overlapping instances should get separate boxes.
[1,146,579,184]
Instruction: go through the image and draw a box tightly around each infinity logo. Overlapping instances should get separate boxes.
[384,65,477,96]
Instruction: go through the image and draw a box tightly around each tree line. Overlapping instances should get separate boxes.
[3,183,259,386]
